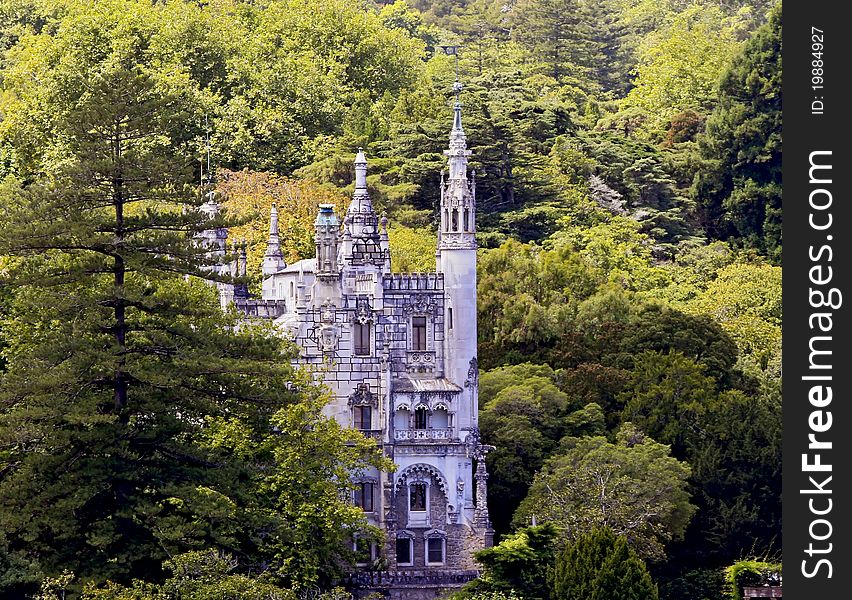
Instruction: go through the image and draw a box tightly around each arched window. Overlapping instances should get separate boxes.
[451,209,458,231]
[431,408,448,429]
[394,408,410,430]
[463,208,469,232]
[289,281,294,297]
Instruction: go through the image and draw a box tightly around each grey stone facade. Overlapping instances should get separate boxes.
[203,95,492,598]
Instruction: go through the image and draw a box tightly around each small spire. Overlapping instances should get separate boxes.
[452,80,464,132]
[269,203,279,237]
[354,147,368,192]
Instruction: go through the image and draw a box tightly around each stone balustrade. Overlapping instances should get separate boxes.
[394,428,453,442]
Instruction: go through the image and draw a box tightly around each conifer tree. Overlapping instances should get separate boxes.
[0,3,384,593]
[552,527,659,600]
[692,5,782,261]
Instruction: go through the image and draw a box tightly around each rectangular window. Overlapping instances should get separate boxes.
[354,322,370,356]
[354,482,374,512]
[412,316,427,351]
[427,538,444,564]
[353,405,371,431]
[414,407,427,430]
[396,538,412,565]
[410,483,427,512]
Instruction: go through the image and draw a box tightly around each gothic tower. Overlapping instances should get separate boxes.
[438,85,478,434]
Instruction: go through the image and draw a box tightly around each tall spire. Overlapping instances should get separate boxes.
[439,77,476,251]
[262,203,286,277]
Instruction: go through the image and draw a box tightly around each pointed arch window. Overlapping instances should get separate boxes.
[463,208,469,232]
[451,209,459,231]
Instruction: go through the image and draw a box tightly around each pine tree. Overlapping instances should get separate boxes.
[692,5,782,261]
[552,528,659,600]
[591,538,659,600]
[0,4,384,593]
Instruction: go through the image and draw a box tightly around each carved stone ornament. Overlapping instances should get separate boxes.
[348,382,378,407]
[355,296,373,324]
[394,463,448,494]
[402,297,439,316]
[318,324,339,352]
[464,426,494,461]
[317,299,339,352]
[439,233,477,250]
[464,356,479,388]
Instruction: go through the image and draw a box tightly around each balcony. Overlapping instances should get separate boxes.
[394,428,454,442]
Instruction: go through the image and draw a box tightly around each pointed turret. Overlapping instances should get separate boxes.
[438,81,479,453]
[339,149,386,270]
[263,203,287,277]
[439,83,476,251]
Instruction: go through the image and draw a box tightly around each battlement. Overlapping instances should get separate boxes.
[383,272,444,292]
[233,298,288,319]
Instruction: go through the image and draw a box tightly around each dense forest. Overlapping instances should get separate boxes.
[0,1,781,599]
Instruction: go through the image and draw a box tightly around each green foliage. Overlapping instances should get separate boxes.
[387,225,438,272]
[514,425,695,561]
[620,351,717,454]
[692,5,782,260]
[658,568,724,600]
[80,551,297,599]
[723,560,781,600]
[552,527,658,600]
[458,524,558,600]
[623,4,742,135]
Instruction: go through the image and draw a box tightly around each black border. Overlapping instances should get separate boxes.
[782,1,851,596]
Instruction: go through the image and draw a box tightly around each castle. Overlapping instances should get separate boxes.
[199,95,493,597]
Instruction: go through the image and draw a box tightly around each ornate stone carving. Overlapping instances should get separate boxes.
[355,296,373,324]
[464,427,494,461]
[348,382,377,407]
[401,297,439,316]
[464,356,478,388]
[439,233,477,250]
[394,463,448,494]
[317,298,339,352]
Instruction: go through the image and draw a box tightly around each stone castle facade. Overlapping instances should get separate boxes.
[200,97,493,597]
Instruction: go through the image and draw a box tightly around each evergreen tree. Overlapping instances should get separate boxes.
[552,527,659,600]
[591,537,659,600]
[0,4,384,593]
[692,6,782,261]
